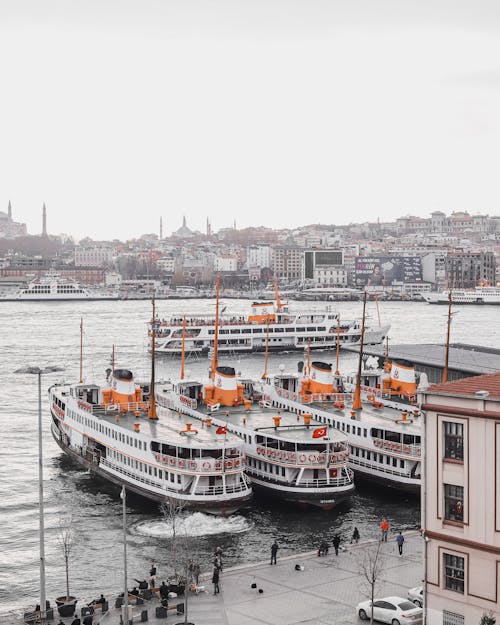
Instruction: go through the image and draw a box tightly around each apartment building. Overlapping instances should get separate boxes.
[421,373,500,625]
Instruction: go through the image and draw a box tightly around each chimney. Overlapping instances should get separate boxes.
[7,200,12,220]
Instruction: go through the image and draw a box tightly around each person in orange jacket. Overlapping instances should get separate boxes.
[380,519,389,542]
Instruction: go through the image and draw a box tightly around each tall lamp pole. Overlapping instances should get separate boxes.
[15,365,64,623]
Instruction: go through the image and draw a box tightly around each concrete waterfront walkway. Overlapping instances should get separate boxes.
[6,533,423,625]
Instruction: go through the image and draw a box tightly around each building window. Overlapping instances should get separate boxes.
[444,554,465,593]
[444,484,464,522]
[444,422,464,460]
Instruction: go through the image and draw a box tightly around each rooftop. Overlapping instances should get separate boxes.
[426,372,500,400]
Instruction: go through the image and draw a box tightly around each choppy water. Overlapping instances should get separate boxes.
[1,299,498,614]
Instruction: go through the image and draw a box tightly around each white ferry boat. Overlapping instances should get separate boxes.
[423,285,500,305]
[1,273,118,301]
[49,368,252,515]
[150,289,389,355]
[156,365,355,510]
[259,360,422,493]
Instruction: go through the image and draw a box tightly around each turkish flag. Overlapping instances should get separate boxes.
[312,426,327,439]
[216,426,227,435]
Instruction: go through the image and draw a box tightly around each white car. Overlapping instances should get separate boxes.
[407,586,423,607]
[357,596,423,625]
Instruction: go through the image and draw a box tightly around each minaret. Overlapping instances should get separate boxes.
[182,215,187,228]
[206,217,211,237]
[42,203,47,237]
[160,216,163,240]
[233,219,236,230]
[7,201,12,221]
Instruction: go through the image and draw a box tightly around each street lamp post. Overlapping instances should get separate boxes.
[15,365,64,623]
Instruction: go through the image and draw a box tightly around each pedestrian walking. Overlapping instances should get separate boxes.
[193,561,201,586]
[396,531,405,556]
[214,546,223,571]
[351,527,360,544]
[332,534,341,556]
[380,519,389,542]
[212,567,220,595]
[270,540,279,565]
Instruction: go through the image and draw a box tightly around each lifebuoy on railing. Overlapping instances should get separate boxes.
[162,456,167,464]
[224,460,233,469]
[299,454,306,463]
[202,461,211,471]
[169,457,175,466]
[215,460,222,470]
[155,453,160,462]
[178,459,185,468]
[234,458,240,467]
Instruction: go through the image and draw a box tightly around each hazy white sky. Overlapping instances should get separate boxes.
[1,0,500,240]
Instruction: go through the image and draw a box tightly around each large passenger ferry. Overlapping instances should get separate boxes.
[1,273,117,301]
[156,364,355,510]
[149,285,389,355]
[423,284,500,305]
[49,368,252,515]
[258,359,422,493]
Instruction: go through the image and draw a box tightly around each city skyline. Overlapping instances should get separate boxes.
[2,0,500,239]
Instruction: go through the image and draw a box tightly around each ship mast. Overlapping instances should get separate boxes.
[79,318,83,383]
[211,277,220,380]
[274,279,283,312]
[148,297,158,420]
[180,316,186,381]
[442,289,454,384]
[262,319,270,379]
[352,291,367,410]
[335,317,341,376]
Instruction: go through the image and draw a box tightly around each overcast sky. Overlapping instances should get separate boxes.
[1,0,500,240]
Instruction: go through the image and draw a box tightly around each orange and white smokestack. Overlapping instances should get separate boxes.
[109,369,138,405]
[389,360,417,395]
[210,366,243,407]
[308,362,334,394]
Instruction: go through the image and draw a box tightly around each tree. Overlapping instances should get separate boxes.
[57,514,76,601]
[480,613,496,625]
[160,501,195,625]
[357,541,386,625]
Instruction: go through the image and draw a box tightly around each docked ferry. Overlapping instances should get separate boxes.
[258,360,422,493]
[149,295,389,355]
[423,285,500,305]
[49,368,252,515]
[155,365,355,510]
[1,273,117,301]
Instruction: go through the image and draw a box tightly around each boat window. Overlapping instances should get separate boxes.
[151,441,161,453]
[252,328,262,333]
[275,328,284,333]
[385,430,401,443]
[297,327,305,332]
[402,434,415,445]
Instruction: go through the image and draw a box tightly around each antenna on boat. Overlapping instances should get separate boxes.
[262,318,270,379]
[306,340,311,376]
[335,317,341,376]
[384,335,390,370]
[79,318,83,383]
[111,344,115,371]
[148,297,158,420]
[274,279,283,312]
[352,290,367,410]
[180,316,186,381]
[211,277,220,381]
[442,287,456,384]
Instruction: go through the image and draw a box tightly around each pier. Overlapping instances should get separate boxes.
[7,533,423,625]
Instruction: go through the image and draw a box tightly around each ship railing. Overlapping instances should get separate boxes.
[250,466,353,488]
[193,481,250,496]
[297,474,353,488]
[372,438,421,458]
[153,452,244,473]
[348,456,420,480]
[254,446,350,466]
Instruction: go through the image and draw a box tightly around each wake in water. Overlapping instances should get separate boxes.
[133,512,252,538]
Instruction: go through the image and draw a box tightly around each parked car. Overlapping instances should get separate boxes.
[407,586,423,608]
[356,596,423,624]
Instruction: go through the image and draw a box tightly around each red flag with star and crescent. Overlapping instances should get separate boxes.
[216,426,227,435]
[312,426,328,439]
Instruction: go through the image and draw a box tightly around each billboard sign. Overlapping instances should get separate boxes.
[355,256,422,286]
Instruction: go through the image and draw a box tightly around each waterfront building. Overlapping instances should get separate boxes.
[421,373,500,624]
[74,246,114,267]
[272,245,304,281]
[444,251,496,288]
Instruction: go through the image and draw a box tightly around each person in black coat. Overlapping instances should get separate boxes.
[332,534,341,556]
[212,567,220,595]
[270,540,279,565]
[159,581,169,600]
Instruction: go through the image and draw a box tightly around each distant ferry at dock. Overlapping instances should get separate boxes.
[0,273,118,301]
[423,285,500,305]
[149,287,389,355]
[156,365,355,510]
[49,368,252,515]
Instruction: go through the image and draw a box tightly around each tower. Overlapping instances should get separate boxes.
[7,200,12,220]
[206,217,211,237]
[42,203,47,237]
[160,216,163,240]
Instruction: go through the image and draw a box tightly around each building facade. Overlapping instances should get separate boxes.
[445,251,496,288]
[421,374,500,625]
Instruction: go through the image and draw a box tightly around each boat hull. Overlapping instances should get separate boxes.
[249,476,355,510]
[51,423,251,516]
